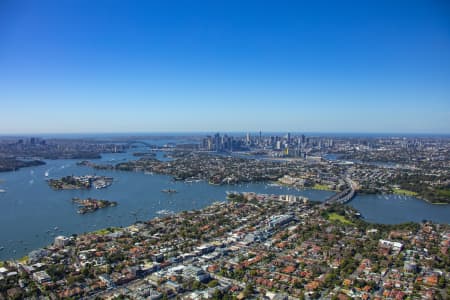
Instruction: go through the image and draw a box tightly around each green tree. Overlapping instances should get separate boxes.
[439,276,446,288]
[208,280,219,288]
[243,283,254,298]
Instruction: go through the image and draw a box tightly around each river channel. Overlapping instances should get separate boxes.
[0,147,448,260]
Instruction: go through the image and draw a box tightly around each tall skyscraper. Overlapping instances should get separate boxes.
[214,133,221,152]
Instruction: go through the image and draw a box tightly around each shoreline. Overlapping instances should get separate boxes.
[0,159,448,262]
[3,195,448,265]
[357,189,449,206]
[417,196,449,206]
[1,190,447,263]
[393,190,449,206]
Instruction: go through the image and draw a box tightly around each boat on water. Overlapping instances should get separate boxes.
[94,181,112,189]
[161,189,177,194]
[185,178,202,183]
[0,189,6,193]
[92,177,113,189]
[0,246,4,251]
[226,191,239,196]
[44,171,49,177]
[156,209,174,215]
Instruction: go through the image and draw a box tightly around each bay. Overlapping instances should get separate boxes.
[349,194,450,224]
[0,150,333,261]
[0,147,449,261]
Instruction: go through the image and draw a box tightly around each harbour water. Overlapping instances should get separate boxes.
[349,194,450,224]
[0,147,449,261]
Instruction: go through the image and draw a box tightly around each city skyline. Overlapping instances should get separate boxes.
[1,0,450,134]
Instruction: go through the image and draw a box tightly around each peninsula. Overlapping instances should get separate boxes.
[0,158,45,172]
[47,175,113,190]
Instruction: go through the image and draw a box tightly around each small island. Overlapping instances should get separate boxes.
[48,175,113,190]
[72,197,117,214]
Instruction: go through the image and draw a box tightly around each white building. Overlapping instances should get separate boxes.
[54,235,70,248]
[33,271,51,284]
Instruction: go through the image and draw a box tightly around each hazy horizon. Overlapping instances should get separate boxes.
[1,131,450,140]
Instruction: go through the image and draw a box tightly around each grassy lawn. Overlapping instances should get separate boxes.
[327,212,354,225]
[92,227,119,235]
[19,256,28,263]
[436,188,450,198]
[0,261,4,267]
[313,183,334,191]
[393,188,418,196]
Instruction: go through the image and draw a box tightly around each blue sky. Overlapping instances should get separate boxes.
[0,0,449,134]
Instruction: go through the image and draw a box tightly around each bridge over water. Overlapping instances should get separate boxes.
[323,178,357,205]
[324,187,355,205]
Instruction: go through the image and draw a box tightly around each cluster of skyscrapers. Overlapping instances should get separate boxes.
[201,132,334,158]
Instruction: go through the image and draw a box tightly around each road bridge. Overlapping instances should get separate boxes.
[323,178,357,205]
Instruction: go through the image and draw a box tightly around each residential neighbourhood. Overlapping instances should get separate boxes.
[0,194,448,299]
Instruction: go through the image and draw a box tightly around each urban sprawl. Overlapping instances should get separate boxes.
[0,133,449,299]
